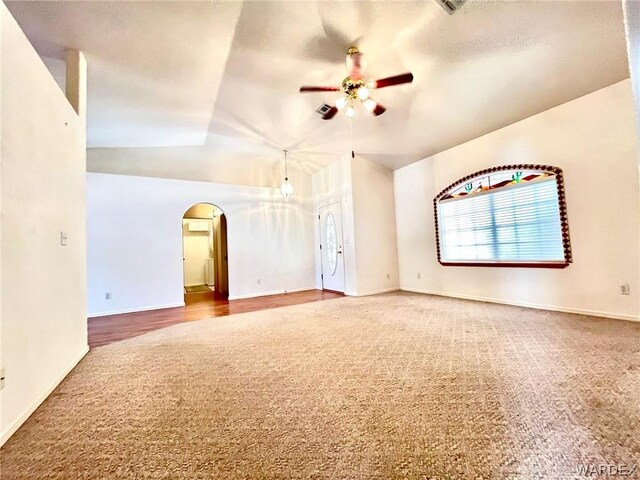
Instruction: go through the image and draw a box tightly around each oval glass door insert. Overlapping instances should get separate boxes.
[325,212,338,275]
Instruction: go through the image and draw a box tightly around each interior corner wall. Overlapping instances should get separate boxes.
[394,79,640,321]
[1,4,88,445]
[312,155,399,297]
[86,172,316,316]
[350,156,400,296]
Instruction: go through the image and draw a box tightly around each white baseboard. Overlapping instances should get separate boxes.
[0,345,89,447]
[88,302,185,318]
[228,286,318,301]
[401,287,640,322]
[348,287,400,297]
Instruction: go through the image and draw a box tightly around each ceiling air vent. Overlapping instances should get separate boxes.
[434,0,468,15]
[316,103,333,116]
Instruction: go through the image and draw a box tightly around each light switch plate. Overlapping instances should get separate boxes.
[60,231,68,246]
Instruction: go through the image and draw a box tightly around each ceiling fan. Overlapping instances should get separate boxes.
[299,47,414,120]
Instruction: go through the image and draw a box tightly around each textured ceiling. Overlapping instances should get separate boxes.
[6,0,631,172]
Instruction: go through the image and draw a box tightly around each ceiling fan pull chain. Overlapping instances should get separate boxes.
[349,115,355,159]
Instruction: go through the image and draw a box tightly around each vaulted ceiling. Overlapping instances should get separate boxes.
[6,0,631,172]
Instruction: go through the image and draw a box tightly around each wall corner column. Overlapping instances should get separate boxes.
[65,49,87,129]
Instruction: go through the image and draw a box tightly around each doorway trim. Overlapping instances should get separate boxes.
[181,202,229,301]
[318,200,346,292]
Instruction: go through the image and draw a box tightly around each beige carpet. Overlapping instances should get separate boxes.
[1,292,639,479]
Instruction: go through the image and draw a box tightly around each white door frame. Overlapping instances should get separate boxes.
[318,200,346,292]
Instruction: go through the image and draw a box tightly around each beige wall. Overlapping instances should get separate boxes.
[351,156,400,295]
[1,4,88,444]
[87,172,316,314]
[312,155,400,296]
[312,156,357,294]
[87,146,309,190]
[395,80,640,320]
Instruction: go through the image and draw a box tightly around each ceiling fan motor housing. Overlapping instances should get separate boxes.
[342,77,366,98]
[346,47,365,79]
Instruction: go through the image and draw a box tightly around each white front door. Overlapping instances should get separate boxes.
[319,202,345,293]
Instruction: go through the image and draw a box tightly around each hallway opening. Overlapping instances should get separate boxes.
[182,203,228,303]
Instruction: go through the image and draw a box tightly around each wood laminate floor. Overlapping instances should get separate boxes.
[88,289,344,348]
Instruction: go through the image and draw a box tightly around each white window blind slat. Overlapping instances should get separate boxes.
[438,179,565,263]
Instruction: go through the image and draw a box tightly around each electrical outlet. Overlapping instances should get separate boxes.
[417,272,421,279]
[386,273,390,279]
[257,279,261,285]
[105,292,112,300]
[621,284,630,295]
[1,368,6,390]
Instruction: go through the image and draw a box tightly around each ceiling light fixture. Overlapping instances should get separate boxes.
[299,47,414,120]
[357,86,370,100]
[363,98,376,112]
[346,105,355,119]
[280,150,294,198]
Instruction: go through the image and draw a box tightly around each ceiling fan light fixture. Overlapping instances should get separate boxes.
[363,98,376,112]
[357,87,370,100]
[346,106,355,119]
[298,48,413,120]
[335,96,348,110]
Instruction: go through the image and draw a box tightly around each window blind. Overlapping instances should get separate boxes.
[438,178,565,263]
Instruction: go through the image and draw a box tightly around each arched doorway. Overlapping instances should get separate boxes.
[182,203,228,302]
